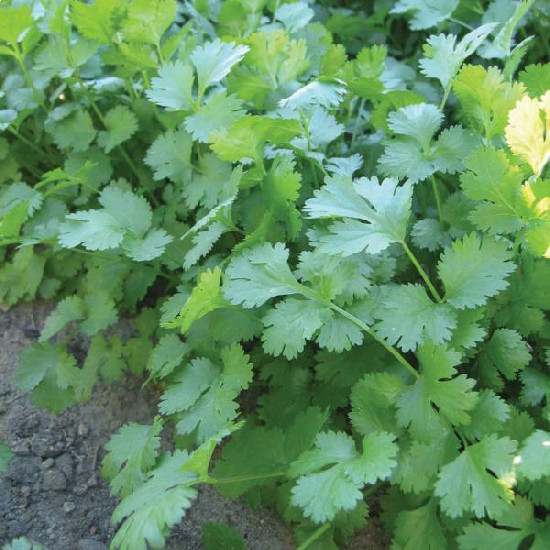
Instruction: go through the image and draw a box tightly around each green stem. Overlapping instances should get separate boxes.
[449,18,474,31]
[208,471,286,485]
[296,524,331,550]
[439,85,451,110]
[326,301,419,379]
[430,176,444,230]
[7,127,54,163]
[13,44,46,111]
[401,242,443,303]
[350,98,365,150]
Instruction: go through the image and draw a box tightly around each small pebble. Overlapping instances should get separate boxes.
[63,501,76,513]
[42,469,67,491]
[74,484,88,496]
[41,458,54,469]
[87,474,98,487]
[77,422,89,437]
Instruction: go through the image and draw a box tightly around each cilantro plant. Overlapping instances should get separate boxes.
[1,1,549,549]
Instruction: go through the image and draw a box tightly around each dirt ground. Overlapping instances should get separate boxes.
[0,304,389,550]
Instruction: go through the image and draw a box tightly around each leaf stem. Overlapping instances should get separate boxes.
[207,471,286,485]
[430,176,444,230]
[401,242,443,303]
[350,98,365,150]
[439,85,451,110]
[7,127,54,163]
[296,524,331,550]
[326,301,419,379]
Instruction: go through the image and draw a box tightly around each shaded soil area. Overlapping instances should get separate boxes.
[0,304,389,550]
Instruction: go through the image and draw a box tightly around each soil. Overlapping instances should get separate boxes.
[0,304,390,550]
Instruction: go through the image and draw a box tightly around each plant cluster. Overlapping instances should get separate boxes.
[1,1,549,549]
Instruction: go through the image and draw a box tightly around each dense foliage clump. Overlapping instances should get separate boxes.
[1,1,549,549]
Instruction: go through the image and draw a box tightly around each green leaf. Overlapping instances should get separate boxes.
[47,110,97,152]
[305,176,412,255]
[419,23,498,89]
[460,146,526,234]
[1,538,46,550]
[477,329,531,390]
[458,497,549,550]
[70,0,124,43]
[0,5,33,46]
[122,228,173,261]
[0,439,13,476]
[145,128,193,180]
[391,0,459,30]
[202,522,246,550]
[210,115,301,163]
[97,106,139,153]
[185,92,244,143]
[519,64,550,98]
[111,451,198,550]
[224,243,302,308]
[121,0,176,45]
[516,430,550,481]
[159,345,253,443]
[374,284,457,352]
[275,2,314,33]
[102,418,163,498]
[262,298,327,359]
[145,62,194,111]
[15,343,79,414]
[453,65,525,140]
[40,296,85,341]
[396,343,478,441]
[146,334,189,379]
[435,435,516,518]
[392,499,449,550]
[438,233,515,309]
[191,39,250,95]
[166,267,230,333]
[289,431,398,523]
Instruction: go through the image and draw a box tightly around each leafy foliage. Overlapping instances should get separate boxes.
[1,1,549,550]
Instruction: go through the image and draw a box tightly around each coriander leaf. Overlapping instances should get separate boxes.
[393,499,449,550]
[460,146,525,234]
[122,229,173,261]
[59,210,123,250]
[0,5,33,46]
[183,221,228,269]
[477,329,531,390]
[289,431,397,523]
[0,246,45,306]
[516,430,550,481]
[210,115,301,162]
[145,62,194,111]
[396,343,478,441]
[391,0,459,30]
[419,24,498,89]
[102,418,163,498]
[202,522,246,550]
[185,92,244,143]
[121,0,176,45]
[374,285,457,352]
[166,267,230,333]
[305,176,412,255]
[378,104,475,182]
[505,91,550,176]
[262,298,327,359]
[146,334,189,379]
[452,65,525,140]
[275,2,314,33]
[100,186,152,237]
[70,0,123,43]
[145,128,193,180]
[435,435,516,518]
[438,233,515,309]
[0,440,13,476]
[460,390,510,441]
[224,243,302,308]
[111,451,198,550]
[97,106,139,153]
[191,40,250,95]
[47,110,97,152]
[159,344,253,443]
[519,64,550,98]
[40,296,85,341]
[279,80,347,111]
[1,538,46,550]
[458,497,549,550]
